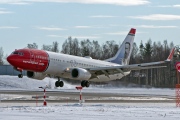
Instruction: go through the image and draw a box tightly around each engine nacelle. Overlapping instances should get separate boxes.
[27,71,46,80]
[71,68,91,80]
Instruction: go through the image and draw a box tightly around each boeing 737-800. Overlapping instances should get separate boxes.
[7,28,174,88]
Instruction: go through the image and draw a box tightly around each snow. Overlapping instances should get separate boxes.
[0,75,77,90]
[0,103,180,120]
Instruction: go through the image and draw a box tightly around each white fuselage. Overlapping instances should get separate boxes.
[44,51,130,82]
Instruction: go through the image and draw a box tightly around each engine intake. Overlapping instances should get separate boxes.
[27,71,46,80]
[71,68,91,80]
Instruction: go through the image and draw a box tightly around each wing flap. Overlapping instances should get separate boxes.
[88,65,166,79]
[89,65,166,73]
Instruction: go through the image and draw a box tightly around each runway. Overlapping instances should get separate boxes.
[0,89,175,103]
[0,76,176,103]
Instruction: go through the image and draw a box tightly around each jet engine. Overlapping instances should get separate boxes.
[27,71,46,80]
[71,68,91,80]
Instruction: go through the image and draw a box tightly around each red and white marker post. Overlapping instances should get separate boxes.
[43,89,47,106]
[76,86,84,104]
[39,85,48,106]
[175,62,180,107]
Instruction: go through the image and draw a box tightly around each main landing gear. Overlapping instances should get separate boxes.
[55,78,64,87]
[81,80,90,88]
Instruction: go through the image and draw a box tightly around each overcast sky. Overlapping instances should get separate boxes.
[0,0,180,55]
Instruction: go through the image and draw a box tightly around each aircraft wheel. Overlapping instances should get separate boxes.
[55,81,60,87]
[85,81,90,87]
[18,74,23,78]
[81,80,86,87]
[59,81,64,87]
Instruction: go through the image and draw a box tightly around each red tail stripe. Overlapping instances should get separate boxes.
[167,48,175,60]
[129,28,136,35]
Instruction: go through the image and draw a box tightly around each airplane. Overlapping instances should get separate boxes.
[7,28,174,88]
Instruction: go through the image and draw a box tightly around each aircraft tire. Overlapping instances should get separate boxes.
[18,74,23,78]
[81,80,86,87]
[59,81,64,87]
[85,81,90,87]
[55,81,60,87]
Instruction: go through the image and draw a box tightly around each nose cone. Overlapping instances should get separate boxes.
[7,55,14,65]
[6,55,12,63]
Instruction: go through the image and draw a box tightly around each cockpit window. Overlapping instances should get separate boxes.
[12,51,18,55]
[12,51,24,56]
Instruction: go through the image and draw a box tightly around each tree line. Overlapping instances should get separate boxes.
[0,37,179,88]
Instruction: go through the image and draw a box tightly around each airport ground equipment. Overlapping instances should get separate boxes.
[174,45,180,107]
[76,86,84,104]
[39,85,49,106]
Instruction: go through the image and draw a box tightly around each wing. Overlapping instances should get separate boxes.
[87,48,175,79]
[87,64,166,79]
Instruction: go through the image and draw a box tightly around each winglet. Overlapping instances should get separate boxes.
[166,48,175,61]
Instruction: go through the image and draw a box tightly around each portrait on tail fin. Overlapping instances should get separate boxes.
[105,28,136,65]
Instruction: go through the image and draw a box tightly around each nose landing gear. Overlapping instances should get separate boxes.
[14,67,23,78]
[18,74,23,78]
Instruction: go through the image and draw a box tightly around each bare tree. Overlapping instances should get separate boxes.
[72,38,80,56]
[42,44,52,51]
[80,39,93,57]
[61,39,69,54]
[51,41,59,52]
[27,43,38,49]
[130,42,138,64]
[91,40,102,59]
[0,47,3,65]
[61,37,81,56]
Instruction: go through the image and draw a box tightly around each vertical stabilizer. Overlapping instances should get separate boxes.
[105,28,136,65]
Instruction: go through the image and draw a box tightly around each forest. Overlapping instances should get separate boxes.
[0,37,179,88]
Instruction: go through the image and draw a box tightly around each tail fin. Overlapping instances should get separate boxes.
[105,28,136,65]
[166,47,175,61]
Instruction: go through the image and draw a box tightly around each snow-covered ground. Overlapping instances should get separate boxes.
[0,75,176,101]
[0,103,180,120]
[0,75,179,120]
[0,76,175,97]
[0,75,75,90]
